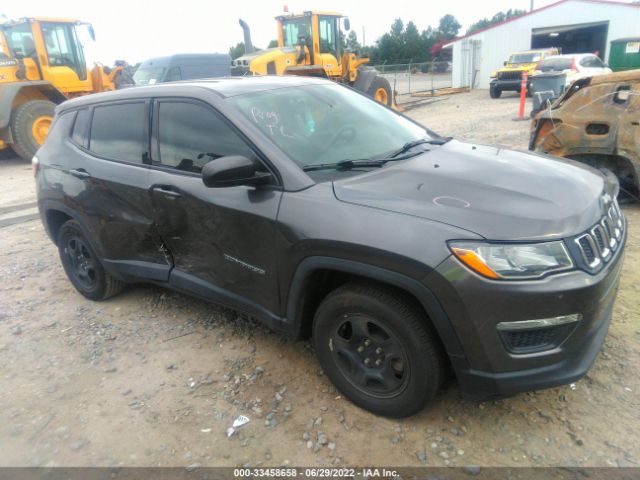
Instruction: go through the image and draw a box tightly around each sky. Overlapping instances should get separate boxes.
[1,0,583,65]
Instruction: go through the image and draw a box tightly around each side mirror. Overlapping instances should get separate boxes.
[344,18,351,31]
[202,155,273,188]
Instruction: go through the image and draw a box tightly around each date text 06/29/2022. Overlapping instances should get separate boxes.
[233,468,400,478]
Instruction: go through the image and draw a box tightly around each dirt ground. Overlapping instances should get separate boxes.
[0,90,638,469]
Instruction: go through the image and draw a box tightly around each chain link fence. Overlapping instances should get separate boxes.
[371,61,453,98]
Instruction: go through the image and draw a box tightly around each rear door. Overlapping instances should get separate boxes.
[149,98,282,316]
[63,100,170,279]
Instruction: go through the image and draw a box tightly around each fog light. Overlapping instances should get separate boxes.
[497,314,582,331]
[497,314,582,354]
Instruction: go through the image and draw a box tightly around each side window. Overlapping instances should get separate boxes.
[580,56,604,68]
[6,23,35,58]
[181,65,226,80]
[282,19,311,47]
[165,66,181,82]
[89,102,147,163]
[157,101,253,174]
[318,17,337,55]
[47,111,76,143]
[71,108,90,147]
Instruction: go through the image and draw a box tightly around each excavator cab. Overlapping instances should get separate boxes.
[276,12,347,79]
[1,19,94,93]
[0,18,124,159]
[233,11,393,107]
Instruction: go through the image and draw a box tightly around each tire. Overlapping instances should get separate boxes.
[57,220,125,301]
[489,85,502,98]
[9,100,56,160]
[367,76,393,107]
[312,282,445,417]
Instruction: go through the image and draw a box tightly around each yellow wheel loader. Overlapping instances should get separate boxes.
[0,17,129,160]
[232,12,394,107]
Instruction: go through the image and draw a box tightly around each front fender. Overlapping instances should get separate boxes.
[0,81,67,130]
[285,255,467,362]
[353,67,379,93]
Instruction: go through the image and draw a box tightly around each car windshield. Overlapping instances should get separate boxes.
[133,66,165,85]
[229,84,433,169]
[509,53,542,63]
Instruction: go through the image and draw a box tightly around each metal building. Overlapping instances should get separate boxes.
[445,0,640,89]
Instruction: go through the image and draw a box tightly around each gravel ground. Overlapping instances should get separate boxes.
[0,91,638,468]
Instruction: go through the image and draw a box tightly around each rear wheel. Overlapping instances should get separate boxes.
[367,76,393,107]
[312,282,445,417]
[58,220,125,301]
[489,85,502,98]
[9,100,56,160]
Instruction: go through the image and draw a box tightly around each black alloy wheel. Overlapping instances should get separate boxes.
[330,313,409,398]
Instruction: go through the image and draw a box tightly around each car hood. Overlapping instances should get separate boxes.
[503,62,537,71]
[332,140,615,241]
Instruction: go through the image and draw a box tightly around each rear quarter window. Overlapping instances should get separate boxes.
[70,108,90,147]
[45,111,75,146]
[88,102,147,163]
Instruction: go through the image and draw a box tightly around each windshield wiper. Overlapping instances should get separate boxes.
[387,136,452,158]
[302,151,423,172]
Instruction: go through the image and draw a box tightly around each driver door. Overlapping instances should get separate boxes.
[316,16,342,77]
[38,21,92,93]
[149,98,283,317]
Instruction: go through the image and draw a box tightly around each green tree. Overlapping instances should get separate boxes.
[402,21,423,60]
[267,39,278,48]
[346,31,361,51]
[339,30,347,49]
[437,14,461,40]
[229,42,245,60]
[390,18,404,39]
[466,9,526,34]
[366,14,461,64]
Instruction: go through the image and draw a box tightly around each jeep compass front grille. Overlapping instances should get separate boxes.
[574,200,624,270]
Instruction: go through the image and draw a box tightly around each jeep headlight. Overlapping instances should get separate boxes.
[448,241,573,279]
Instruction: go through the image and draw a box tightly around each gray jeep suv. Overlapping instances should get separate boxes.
[34,76,626,417]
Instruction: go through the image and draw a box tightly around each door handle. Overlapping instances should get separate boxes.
[152,186,182,198]
[69,168,91,179]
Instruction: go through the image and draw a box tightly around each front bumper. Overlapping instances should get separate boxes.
[491,78,529,92]
[427,224,626,400]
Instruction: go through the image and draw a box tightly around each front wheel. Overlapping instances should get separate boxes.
[367,76,393,107]
[489,85,502,98]
[9,100,56,160]
[312,282,445,417]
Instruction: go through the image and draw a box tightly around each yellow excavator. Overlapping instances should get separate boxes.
[0,17,130,160]
[232,11,394,107]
